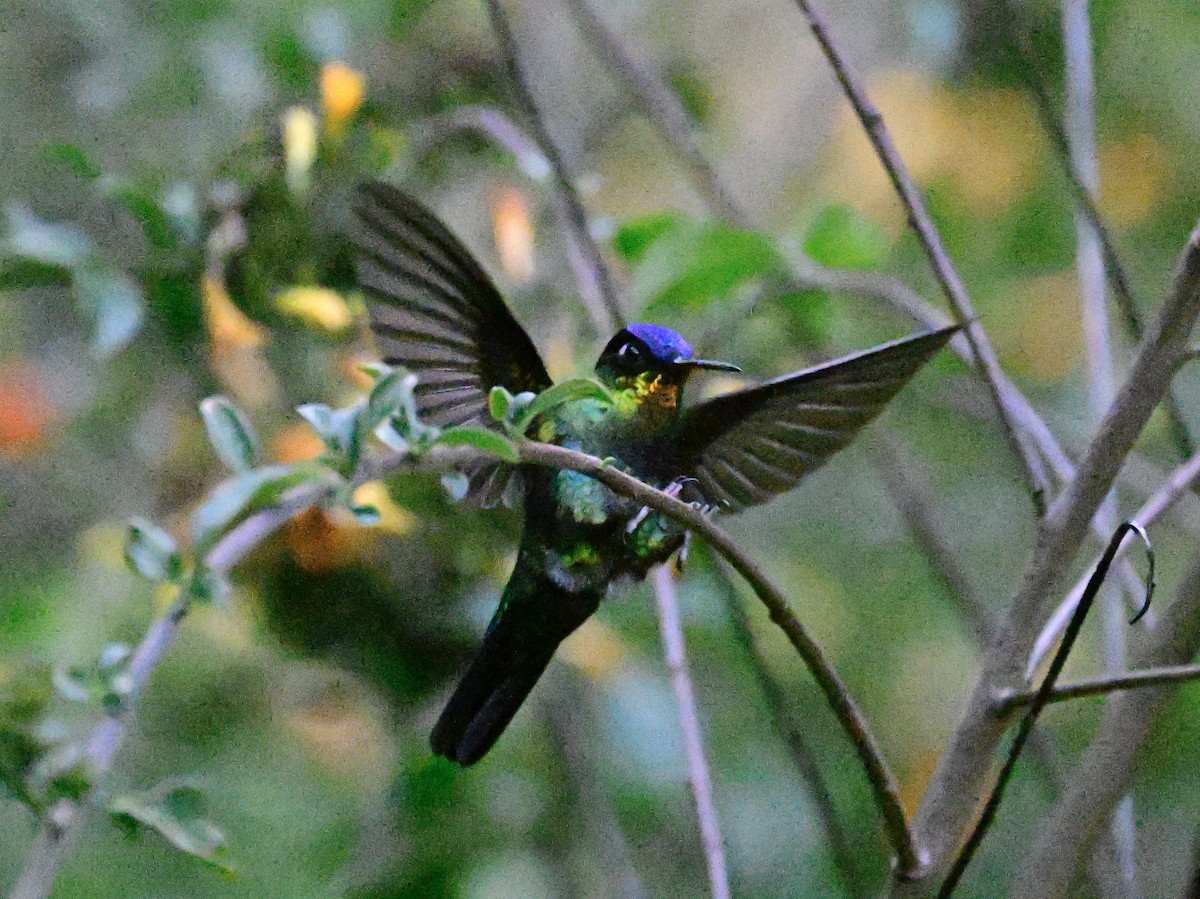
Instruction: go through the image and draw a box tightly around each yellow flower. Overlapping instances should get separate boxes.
[321,62,365,137]
[282,105,319,194]
[276,285,355,333]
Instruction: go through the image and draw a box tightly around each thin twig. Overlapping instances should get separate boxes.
[711,556,866,898]
[1009,547,1200,899]
[557,0,743,223]
[1029,448,1200,675]
[789,0,1051,513]
[10,436,920,894]
[418,105,552,181]
[651,567,731,899]
[8,489,323,899]
[996,661,1200,712]
[1003,0,1195,463]
[892,220,1200,896]
[483,0,626,333]
[1060,0,1142,888]
[936,522,1153,898]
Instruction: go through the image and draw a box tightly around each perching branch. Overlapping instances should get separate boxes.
[12,431,923,892]
[512,440,923,875]
[483,0,627,334]
[712,556,867,898]
[788,0,1051,513]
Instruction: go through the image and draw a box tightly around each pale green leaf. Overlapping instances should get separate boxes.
[436,427,520,463]
[199,396,261,473]
[514,379,612,434]
[109,781,233,875]
[124,517,183,582]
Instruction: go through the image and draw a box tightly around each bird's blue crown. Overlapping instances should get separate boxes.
[626,323,693,363]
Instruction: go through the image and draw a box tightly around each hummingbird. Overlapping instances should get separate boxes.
[351,180,956,765]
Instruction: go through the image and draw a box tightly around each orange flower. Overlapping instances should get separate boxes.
[0,360,54,457]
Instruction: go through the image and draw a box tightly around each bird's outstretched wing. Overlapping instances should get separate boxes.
[351,180,552,504]
[352,180,552,422]
[673,327,958,513]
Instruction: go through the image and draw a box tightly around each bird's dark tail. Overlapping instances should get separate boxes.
[431,566,602,765]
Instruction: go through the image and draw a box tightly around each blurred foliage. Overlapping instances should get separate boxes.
[3,0,1200,897]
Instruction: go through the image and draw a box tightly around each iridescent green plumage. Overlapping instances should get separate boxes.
[351,180,957,765]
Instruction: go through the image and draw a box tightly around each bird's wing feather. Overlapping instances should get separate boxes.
[674,327,958,513]
[351,180,552,506]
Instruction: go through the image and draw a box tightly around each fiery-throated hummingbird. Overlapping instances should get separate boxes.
[351,180,956,765]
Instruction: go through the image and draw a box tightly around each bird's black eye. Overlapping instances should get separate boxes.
[617,342,641,363]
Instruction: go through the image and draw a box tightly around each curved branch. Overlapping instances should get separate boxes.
[891,218,1200,896]
[7,487,325,899]
[10,435,920,894]
[512,439,922,875]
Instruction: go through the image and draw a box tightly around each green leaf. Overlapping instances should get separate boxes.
[109,781,233,875]
[43,142,103,181]
[373,419,409,454]
[613,213,683,263]
[0,258,72,291]
[630,219,782,312]
[191,463,331,553]
[436,427,520,463]
[513,379,613,435]
[488,385,512,422]
[189,567,231,606]
[802,205,889,271]
[124,517,184,582]
[33,743,90,803]
[364,366,418,432]
[73,265,145,358]
[299,400,368,473]
[199,396,261,473]
[111,186,179,251]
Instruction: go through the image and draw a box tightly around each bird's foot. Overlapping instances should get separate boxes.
[673,530,693,574]
[626,478,696,534]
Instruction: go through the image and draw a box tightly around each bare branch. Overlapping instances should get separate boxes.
[936,522,1153,898]
[789,0,1051,512]
[1030,448,1200,675]
[483,0,626,333]
[12,429,924,893]
[651,567,731,899]
[712,557,867,898]
[558,0,743,224]
[1060,0,1142,887]
[512,439,923,875]
[996,661,1200,712]
[891,220,1200,895]
[1009,548,1200,899]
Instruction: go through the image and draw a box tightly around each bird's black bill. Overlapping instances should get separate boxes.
[681,359,743,373]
